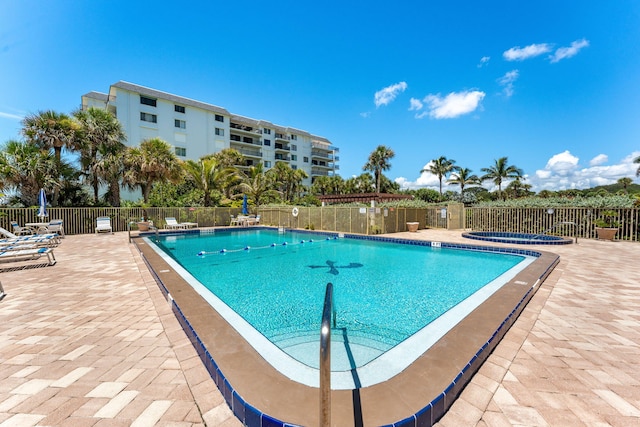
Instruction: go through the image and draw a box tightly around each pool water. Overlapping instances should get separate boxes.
[153,229,530,387]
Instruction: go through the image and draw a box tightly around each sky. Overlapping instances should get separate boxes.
[1,0,639,193]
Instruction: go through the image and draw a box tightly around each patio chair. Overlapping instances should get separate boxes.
[10,221,32,236]
[46,219,65,237]
[95,216,113,234]
[165,217,186,229]
[0,226,60,246]
[0,246,56,266]
[230,215,240,226]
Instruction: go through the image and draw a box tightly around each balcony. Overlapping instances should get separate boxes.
[274,133,290,141]
[230,135,262,146]
[311,150,338,160]
[274,143,290,152]
[275,154,290,161]
[230,122,261,136]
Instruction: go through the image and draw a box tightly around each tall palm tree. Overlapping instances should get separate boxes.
[480,157,523,200]
[74,107,127,205]
[21,110,82,206]
[363,145,395,193]
[182,157,237,207]
[617,177,633,192]
[122,138,183,204]
[447,166,480,194]
[237,163,280,207]
[422,156,456,196]
[634,155,640,177]
[0,140,58,206]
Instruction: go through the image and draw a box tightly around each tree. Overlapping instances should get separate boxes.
[635,155,640,177]
[122,138,183,204]
[447,166,479,195]
[505,178,533,199]
[480,157,523,200]
[618,177,633,192]
[0,140,59,206]
[21,110,82,206]
[422,156,456,195]
[182,157,237,207]
[74,107,127,206]
[363,145,394,193]
[237,163,280,207]
[345,173,374,193]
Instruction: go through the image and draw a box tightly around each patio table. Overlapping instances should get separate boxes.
[25,222,50,234]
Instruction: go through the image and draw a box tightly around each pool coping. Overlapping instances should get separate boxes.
[132,227,560,427]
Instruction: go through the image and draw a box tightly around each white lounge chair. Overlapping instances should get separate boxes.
[0,226,61,247]
[10,221,32,236]
[46,219,65,237]
[165,217,198,229]
[95,216,113,234]
[0,247,56,266]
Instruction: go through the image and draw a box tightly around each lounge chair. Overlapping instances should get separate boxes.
[165,217,198,229]
[95,216,113,234]
[230,215,240,226]
[0,226,61,247]
[10,221,32,236]
[46,219,65,237]
[0,246,56,266]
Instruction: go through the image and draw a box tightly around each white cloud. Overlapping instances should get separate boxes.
[408,98,423,111]
[549,39,589,63]
[478,56,490,68]
[503,43,552,61]
[590,154,608,166]
[0,111,24,120]
[396,151,640,193]
[374,82,408,108]
[414,90,485,119]
[360,112,371,118]
[498,70,519,97]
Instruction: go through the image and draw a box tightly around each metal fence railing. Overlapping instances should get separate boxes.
[2,206,638,241]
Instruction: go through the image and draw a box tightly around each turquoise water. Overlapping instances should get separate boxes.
[155,229,524,371]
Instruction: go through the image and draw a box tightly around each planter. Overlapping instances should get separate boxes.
[595,227,618,241]
[137,221,151,231]
[407,222,419,232]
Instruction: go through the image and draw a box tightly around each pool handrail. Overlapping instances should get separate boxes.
[320,282,334,427]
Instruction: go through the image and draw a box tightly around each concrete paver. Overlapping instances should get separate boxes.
[0,229,638,426]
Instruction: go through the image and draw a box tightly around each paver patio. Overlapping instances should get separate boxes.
[0,229,638,426]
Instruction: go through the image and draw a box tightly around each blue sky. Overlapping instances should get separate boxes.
[1,1,639,193]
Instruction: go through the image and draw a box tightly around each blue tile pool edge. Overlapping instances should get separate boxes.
[134,228,560,427]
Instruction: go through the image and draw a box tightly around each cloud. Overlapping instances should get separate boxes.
[503,43,552,61]
[0,111,24,120]
[396,151,640,193]
[359,112,371,118]
[589,154,608,166]
[478,56,490,68]
[412,90,485,119]
[498,70,519,97]
[374,82,408,108]
[549,39,589,63]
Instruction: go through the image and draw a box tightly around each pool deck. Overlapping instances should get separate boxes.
[0,229,638,426]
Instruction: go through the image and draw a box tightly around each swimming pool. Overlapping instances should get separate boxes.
[462,231,574,245]
[136,228,559,426]
[147,229,533,389]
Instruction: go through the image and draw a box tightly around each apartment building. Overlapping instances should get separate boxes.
[81,81,339,189]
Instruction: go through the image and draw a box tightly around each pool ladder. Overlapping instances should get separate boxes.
[320,282,336,427]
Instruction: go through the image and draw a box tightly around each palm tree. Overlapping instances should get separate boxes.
[0,140,58,206]
[237,163,280,207]
[480,157,523,200]
[21,110,82,205]
[74,107,127,205]
[345,173,374,193]
[617,177,633,192]
[447,166,480,194]
[363,145,395,193]
[182,157,238,207]
[634,155,640,177]
[422,156,456,196]
[122,138,183,204]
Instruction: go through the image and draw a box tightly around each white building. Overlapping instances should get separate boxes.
[81,81,339,190]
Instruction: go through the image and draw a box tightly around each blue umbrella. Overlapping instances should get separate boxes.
[242,194,248,215]
[37,188,48,220]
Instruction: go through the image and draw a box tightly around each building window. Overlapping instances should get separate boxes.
[174,119,186,129]
[263,128,271,135]
[291,154,297,161]
[175,147,186,156]
[215,128,224,136]
[264,161,271,168]
[303,156,309,163]
[263,139,271,146]
[291,144,297,151]
[140,112,157,123]
[140,96,157,107]
[292,165,297,170]
[175,105,185,113]
[291,134,297,140]
[215,114,224,122]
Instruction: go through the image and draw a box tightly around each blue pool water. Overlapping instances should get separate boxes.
[149,229,532,388]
